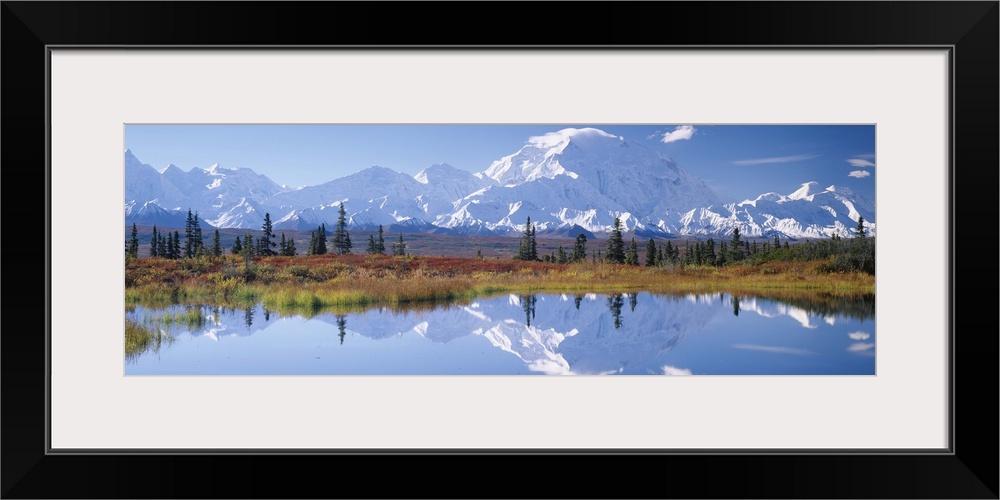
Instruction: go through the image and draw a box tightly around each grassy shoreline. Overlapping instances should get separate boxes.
[125,254,874,315]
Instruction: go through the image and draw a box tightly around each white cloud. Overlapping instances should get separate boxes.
[848,331,871,340]
[847,342,876,352]
[661,365,693,376]
[847,158,876,168]
[732,153,817,165]
[848,170,871,178]
[661,125,695,144]
[732,344,815,356]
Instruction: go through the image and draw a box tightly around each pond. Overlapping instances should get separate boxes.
[125,292,875,375]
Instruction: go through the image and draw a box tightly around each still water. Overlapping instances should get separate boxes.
[125,292,875,375]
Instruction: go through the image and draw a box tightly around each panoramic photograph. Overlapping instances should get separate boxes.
[123,124,875,375]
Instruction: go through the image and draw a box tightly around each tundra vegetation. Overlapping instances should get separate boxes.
[126,206,875,319]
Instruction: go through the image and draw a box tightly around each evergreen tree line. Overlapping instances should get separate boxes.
[518,217,590,264]
[749,217,874,274]
[516,215,874,275]
[129,202,408,260]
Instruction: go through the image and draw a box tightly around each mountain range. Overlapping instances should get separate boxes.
[124,127,875,239]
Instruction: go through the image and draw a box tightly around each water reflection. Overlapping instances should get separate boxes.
[126,292,875,375]
[336,314,347,345]
[607,294,624,329]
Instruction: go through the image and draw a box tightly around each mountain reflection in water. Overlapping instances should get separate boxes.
[125,292,875,375]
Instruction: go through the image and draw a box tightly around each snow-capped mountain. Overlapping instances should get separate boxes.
[675,182,876,238]
[124,129,875,239]
[124,149,286,229]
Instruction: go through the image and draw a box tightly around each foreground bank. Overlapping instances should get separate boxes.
[125,254,874,315]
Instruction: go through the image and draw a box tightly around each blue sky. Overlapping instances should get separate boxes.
[125,124,875,202]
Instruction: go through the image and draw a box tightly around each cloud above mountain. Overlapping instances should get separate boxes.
[661,125,695,144]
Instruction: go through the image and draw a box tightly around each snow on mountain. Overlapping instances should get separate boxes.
[307,292,720,374]
[473,128,726,235]
[675,182,876,238]
[124,201,188,228]
[205,197,268,229]
[124,149,286,228]
[124,129,874,239]
[265,166,439,230]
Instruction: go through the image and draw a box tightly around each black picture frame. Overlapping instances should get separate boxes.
[3,2,996,498]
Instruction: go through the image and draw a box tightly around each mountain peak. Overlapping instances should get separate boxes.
[787,181,821,201]
[484,128,630,187]
[414,163,468,184]
[526,127,621,150]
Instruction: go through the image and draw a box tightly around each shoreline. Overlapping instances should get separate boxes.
[125,254,875,316]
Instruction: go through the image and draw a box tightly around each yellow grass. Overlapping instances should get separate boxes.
[125,255,873,316]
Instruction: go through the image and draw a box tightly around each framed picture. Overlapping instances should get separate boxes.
[4,2,996,498]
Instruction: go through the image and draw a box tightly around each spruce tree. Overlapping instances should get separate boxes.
[150,226,159,257]
[284,234,297,256]
[316,224,328,255]
[241,231,254,268]
[184,209,195,258]
[280,233,288,256]
[529,224,537,260]
[625,237,639,266]
[855,216,867,238]
[192,212,204,256]
[172,231,181,259]
[376,225,386,254]
[127,223,139,259]
[332,203,352,254]
[573,233,587,262]
[730,227,743,263]
[557,246,568,264]
[232,235,242,255]
[645,238,657,267]
[367,234,377,254]
[258,212,276,256]
[212,229,222,257]
[516,217,534,260]
[606,217,626,264]
[391,233,406,256]
[243,231,255,257]
[307,231,317,255]
[157,234,167,258]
